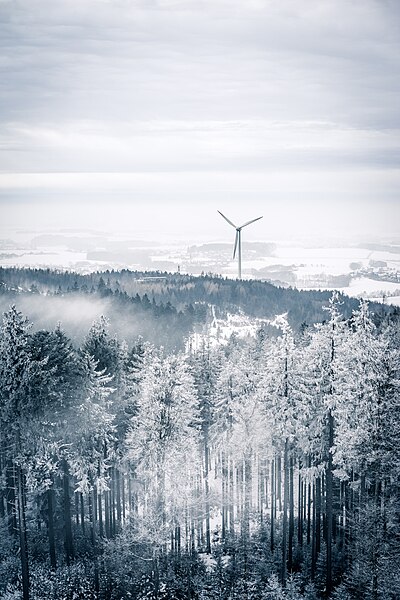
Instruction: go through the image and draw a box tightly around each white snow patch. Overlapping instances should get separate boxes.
[186,308,267,351]
[337,277,400,299]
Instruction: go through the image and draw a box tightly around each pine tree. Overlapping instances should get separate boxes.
[0,306,45,599]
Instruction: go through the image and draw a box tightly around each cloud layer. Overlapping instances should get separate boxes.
[0,0,399,239]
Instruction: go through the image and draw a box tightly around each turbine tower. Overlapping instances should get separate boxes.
[218,210,263,279]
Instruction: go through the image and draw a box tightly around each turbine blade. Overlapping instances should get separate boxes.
[218,210,237,228]
[233,231,239,259]
[240,215,263,229]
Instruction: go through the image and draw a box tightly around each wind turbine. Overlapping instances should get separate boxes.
[218,210,263,279]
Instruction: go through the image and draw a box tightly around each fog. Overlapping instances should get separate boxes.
[1,191,398,246]
[0,294,158,348]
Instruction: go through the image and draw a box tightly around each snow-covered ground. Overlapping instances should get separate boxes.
[0,247,87,269]
[337,277,400,300]
[186,307,270,351]
[1,228,399,301]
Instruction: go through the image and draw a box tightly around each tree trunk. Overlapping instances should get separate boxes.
[93,485,98,523]
[128,475,133,513]
[298,470,303,546]
[62,459,74,565]
[243,449,252,541]
[6,460,17,536]
[281,440,289,585]
[98,491,104,538]
[111,469,116,536]
[121,475,126,522]
[236,464,242,524]
[326,409,334,594]
[307,456,312,545]
[116,467,122,525]
[176,524,181,557]
[80,493,85,535]
[277,453,282,512]
[88,490,95,548]
[221,450,226,542]
[229,455,235,536]
[0,488,4,520]
[75,492,79,526]
[311,480,316,579]
[315,475,321,556]
[204,437,211,553]
[0,453,5,522]
[104,490,110,538]
[47,485,57,569]
[17,465,29,600]
[288,455,294,572]
[270,457,275,552]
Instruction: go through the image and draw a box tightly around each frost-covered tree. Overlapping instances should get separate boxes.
[190,340,223,553]
[127,349,199,560]
[0,306,47,599]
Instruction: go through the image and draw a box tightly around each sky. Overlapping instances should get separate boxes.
[0,0,399,242]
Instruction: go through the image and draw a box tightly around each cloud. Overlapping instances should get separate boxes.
[1,119,399,174]
[0,0,398,240]
[1,0,398,127]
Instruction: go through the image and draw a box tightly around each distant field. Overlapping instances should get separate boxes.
[0,230,399,298]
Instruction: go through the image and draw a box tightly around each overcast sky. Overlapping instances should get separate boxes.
[0,0,399,241]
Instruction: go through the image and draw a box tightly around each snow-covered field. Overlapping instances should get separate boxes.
[337,277,400,300]
[1,229,399,301]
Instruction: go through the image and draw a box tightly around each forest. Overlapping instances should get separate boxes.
[0,275,399,599]
[0,267,396,350]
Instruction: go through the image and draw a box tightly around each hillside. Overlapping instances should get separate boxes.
[0,267,395,349]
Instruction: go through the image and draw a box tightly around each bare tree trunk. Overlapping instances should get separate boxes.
[307,456,312,546]
[281,440,289,585]
[6,460,17,536]
[311,480,316,579]
[93,484,98,523]
[0,488,4,520]
[297,469,303,547]
[229,455,235,536]
[243,449,252,541]
[277,453,282,512]
[288,455,294,572]
[98,491,104,538]
[80,493,85,535]
[0,451,5,520]
[326,409,334,594]
[121,475,126,522]
[17,465,29,600]
[221,450,226,542]
[88,490,95,547]
[75,492,79,526]
[111,469,116,536]
[176,524,181,557]
[116,468,122,525]
[47,484,57,569]
[270,457,275,552]
[236,464,242,525]
[315,475,321,556]
[204,437,211,553]
[104,490,110,538]
[62,459,74,565]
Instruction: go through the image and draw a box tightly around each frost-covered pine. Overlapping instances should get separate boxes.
[127,349,200,549]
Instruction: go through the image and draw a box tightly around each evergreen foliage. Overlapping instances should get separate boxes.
[0,272,399,599]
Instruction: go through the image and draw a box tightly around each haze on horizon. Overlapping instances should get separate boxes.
[0,0,399,244]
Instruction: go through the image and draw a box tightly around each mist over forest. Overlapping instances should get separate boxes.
[0,267,395,350]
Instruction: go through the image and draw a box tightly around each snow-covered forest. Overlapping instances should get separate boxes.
[0,288,399,599]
